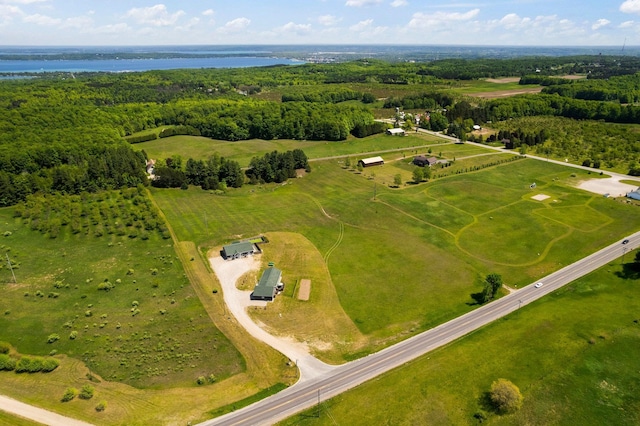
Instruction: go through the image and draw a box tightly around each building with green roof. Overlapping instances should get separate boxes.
[222,241,256,260]
[251,266,283,301]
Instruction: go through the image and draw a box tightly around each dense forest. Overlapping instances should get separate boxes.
[1,54,639,205]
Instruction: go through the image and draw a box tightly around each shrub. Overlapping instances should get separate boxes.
[0,341,10,354]
[47,333,60,344]
[69,331,78,340]
[61,387,77,402]
[196,376,206,385]
[489,378,523,414]
[42,357,60,372]
[0,354,16,371]
[95,400,107,412]
[97,281,114,291]
[16,356,43,373]
[79,384,95,400]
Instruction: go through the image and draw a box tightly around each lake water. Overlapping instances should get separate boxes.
[0,56,303,73]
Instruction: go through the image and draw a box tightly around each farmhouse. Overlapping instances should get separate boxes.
[251,265,283,301]
[412,155,438,167]
[358,156,385,168]
[222,241,256,260]
[386,128,405,136]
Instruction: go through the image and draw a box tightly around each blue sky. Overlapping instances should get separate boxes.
[1,0,640,46]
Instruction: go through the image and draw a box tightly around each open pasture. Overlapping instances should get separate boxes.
[281,257,640,426]
[153,155,638,348]
[134,132,445,167]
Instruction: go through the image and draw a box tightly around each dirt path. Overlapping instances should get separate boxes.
[0,395,94,426]
[208,255,336,383]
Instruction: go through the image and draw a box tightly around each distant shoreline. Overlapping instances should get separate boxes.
[1,44,638,74]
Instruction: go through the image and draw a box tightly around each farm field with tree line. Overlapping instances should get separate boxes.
[0,55,639,425]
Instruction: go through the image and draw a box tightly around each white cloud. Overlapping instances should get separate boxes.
[350,18,373,31]
[408,9,480,28]
[124,4,185,27]
[318,14,340,26]
[274,21,312,36]
[92,23,130,35]
[345,0,382,7]
[592,19,610,30]
[202,9,214,17]
[619,20,635,28]
[217,17,250,33]
[620,0,640,14]
[499,13,530,29]
[390,0,408,7]
[22,13,59,25]
[60,15,93,30]
[0,4,22,24]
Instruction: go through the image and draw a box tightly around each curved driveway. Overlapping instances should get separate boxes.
[202,232,639,426]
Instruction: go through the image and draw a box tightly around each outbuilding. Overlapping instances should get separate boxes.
[413,155,438,167]
[358,156,385,168]
[251,265,283,301]
[222,241,256,260]
[386,128,405,136]
[627,188,640,201]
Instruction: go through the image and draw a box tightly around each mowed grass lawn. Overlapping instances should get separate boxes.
[281,259,640,425]
[153,154,640,358]
[133,132,446,167]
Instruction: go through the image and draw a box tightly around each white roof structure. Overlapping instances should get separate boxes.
[387,128,405,135]
[360,156,384,166]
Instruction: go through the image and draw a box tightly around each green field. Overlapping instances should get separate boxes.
[132,132,446,167]
[281,257,640,425]
[152,154,639,355]
[1,134,638,424]
[0,190,243,389]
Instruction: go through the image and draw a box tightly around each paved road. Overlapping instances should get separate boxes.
[202,232,639,426]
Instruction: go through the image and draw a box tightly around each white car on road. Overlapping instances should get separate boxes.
[535,282,543,288]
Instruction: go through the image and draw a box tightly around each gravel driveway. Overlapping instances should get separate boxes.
[209,255,335,382]
[577,176,638,197]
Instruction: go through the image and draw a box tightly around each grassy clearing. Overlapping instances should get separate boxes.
[280,258,640,425]
[134,132,445,167]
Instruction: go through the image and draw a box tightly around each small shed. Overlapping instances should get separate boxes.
[222,241,255,260]
[358,156,385,168]
[386,128,405,136]
[251,265,282,301]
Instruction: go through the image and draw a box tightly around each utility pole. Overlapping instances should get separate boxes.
[6,254,16,283]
